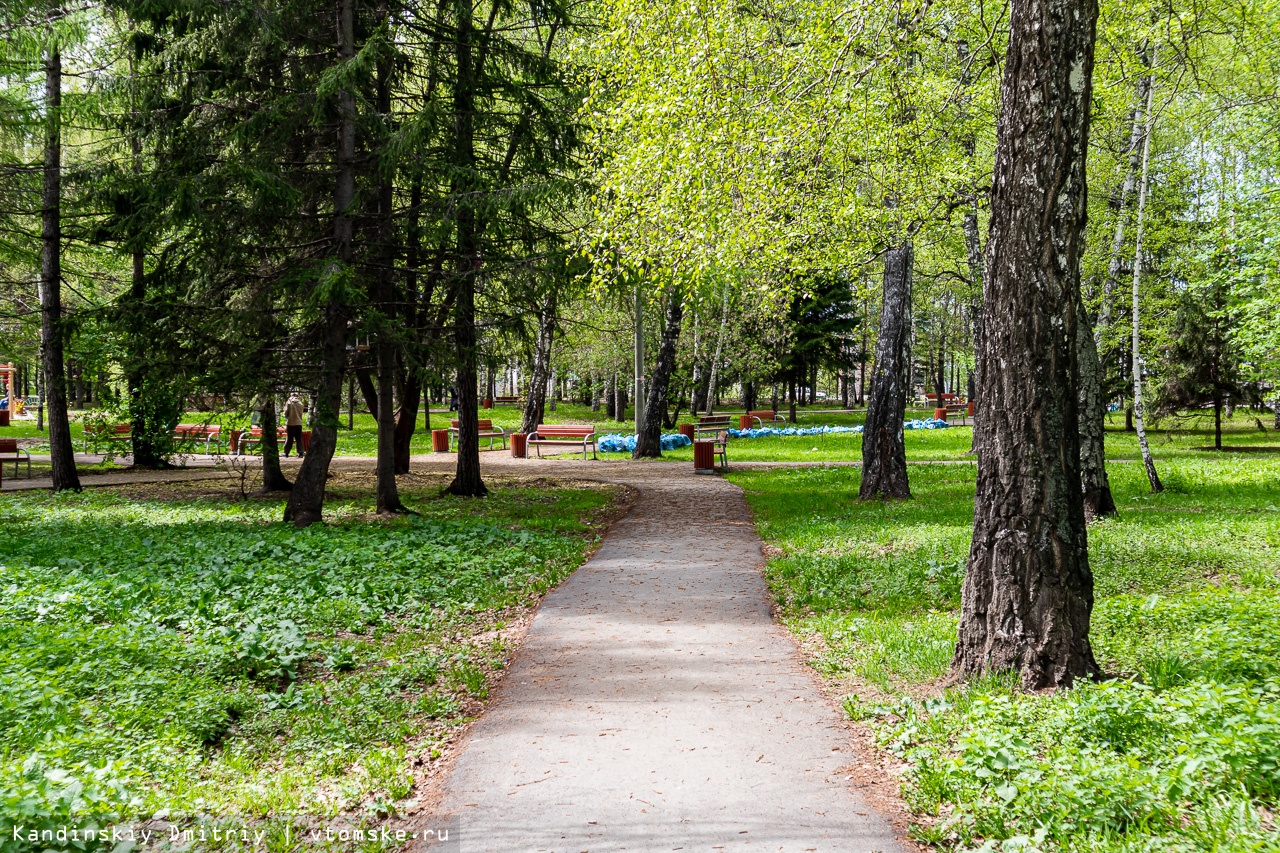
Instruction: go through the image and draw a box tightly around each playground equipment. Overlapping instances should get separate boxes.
[0,363,15,423]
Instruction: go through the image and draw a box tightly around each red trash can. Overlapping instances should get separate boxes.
[693,440,715,472]
[0,410,9,427]
[967,401,975,417]
[301,430,312,453]
[933,407,948,421]
[432,429,450,452]
[678,423,695,442]
[511,432,528,458]
[738,415,752,430]
[228,429,243,455]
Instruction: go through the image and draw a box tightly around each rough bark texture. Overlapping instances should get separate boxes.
[258,397,292,491]
[520,294,556,435]
[952,0,1102,690]
[1076,293,1116,519]
[40,48,79,492]
[444,0,487,498]
[373,55,403,514]
[1130,69,1163,494]
[284,0,355,526]
[633,292,682,458]
[859,241,913,501]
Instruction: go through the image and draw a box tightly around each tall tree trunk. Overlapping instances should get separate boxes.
[1130,68,1163,493]
[859,241,913,500]
[445,0,487,497]
[373,48,404,514]
[258,396,292,491]
[632,292,682,458]
[688,309,701,418]
[1099,64,1152,334]
[284,0,355,525]
[952,0,1102,689]
[1076,293,1116,519]
[393,183,425,476]
[704,282,730,416]
[788,370,797,423]
[520,293,556,434]
[633,285,645,435]
[40,47,78,492]
[605,372,616,419]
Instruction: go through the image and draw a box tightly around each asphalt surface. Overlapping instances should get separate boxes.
[431,462,905,853]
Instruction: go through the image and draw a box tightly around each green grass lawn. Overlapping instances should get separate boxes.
[0,474,619,850]
[729,455,1280,852]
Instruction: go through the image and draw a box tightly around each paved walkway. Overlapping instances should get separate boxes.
[431,462,905,852]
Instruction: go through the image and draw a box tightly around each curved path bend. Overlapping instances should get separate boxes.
[432,460,905,853]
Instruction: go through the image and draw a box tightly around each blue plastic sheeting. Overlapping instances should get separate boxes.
[727,419,948,439]
[729,425,861,439]
[598,433,693,453]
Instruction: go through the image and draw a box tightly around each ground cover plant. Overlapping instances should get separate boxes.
[730,452,1280,852]
[0,474,619,851]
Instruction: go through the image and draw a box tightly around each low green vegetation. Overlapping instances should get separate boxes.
[730,453,1280,852]
[0,475,617,850]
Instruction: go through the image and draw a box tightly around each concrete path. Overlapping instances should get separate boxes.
[432,463,905,853]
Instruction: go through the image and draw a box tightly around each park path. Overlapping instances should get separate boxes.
[429,461,906,853]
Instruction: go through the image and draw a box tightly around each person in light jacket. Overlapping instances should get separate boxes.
[283,394,306,457]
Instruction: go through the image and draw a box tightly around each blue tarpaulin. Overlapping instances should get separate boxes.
[597,433,693,453]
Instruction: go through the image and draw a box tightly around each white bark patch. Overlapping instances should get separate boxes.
[1069,61,1086,93]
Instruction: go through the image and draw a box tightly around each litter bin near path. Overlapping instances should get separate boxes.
[678,423,695,442]
[432,429,450,453]
[693,440,716,473]
[511,432,528,458]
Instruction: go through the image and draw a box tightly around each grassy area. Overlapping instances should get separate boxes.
[729,455,1280,852]
[0,473,620,850]
[8,403,1274,469]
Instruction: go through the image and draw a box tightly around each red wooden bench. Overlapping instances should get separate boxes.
[491,396,522,407]
[449,419,508,451]
[84,422,132,453]
[527,424,596,460]
[234,426,286,455]
[747,409,786,428]
[172,424,223,453]
[0,438,31,480]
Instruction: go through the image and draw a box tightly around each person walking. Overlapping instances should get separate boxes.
[283,394,306,457]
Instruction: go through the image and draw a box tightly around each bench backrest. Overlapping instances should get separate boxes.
[0,439,18,453]
[87,422,130,436]
[698,415,731,424]
[175,424,219,436]
[748,410,778,420]
[534,425,594,438]
[451,419,494,430]
[245,426,286,438]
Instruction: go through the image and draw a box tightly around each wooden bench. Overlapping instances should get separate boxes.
[747,409,786,429]
[527,424,596,460]
[695,414,733,440]
[172,424,223,453]
[84,422,132,453]
[449,419,508,451]
[491,396,522,407]
[944,402,969,424]
[234,426,286,455]
[0,438,31,480]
